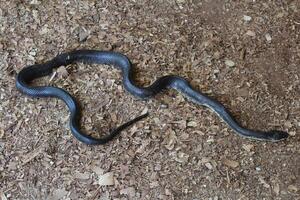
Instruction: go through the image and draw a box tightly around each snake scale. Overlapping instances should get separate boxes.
[16,50,289,144]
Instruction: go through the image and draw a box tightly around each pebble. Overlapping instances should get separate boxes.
[246,30,256,37]
[265,33,272,42]
[225,59,235,67]
[243,15,252,22]
[256,167,262,171]
[205,162,213,170]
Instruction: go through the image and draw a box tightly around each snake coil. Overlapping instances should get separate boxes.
[16,50,289,144]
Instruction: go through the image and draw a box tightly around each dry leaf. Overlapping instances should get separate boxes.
[22,145,44,165]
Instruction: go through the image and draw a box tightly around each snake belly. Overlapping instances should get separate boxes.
[16,50,289,144]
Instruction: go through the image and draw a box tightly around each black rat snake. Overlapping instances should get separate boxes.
[16,50,289,144]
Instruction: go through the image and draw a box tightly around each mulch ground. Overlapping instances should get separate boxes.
[0,1,299,199]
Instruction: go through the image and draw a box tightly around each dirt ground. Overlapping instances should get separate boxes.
[0,1,299,200]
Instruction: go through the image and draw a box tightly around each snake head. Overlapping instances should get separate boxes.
[268,130,289,141]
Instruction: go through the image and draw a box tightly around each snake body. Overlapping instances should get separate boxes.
[16,50,289,144]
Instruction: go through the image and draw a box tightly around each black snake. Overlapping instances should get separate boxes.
[16,50,289,144]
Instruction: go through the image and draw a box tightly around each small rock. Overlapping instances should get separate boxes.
[289,131,296,136]
[30,0,40,5]
[243,15,252,22]
[141,107,148,115]
[225,59,235,67]
[265,33,272,42]
[256,167,262,171]
[205,162,213,170]
[246,30,256,37]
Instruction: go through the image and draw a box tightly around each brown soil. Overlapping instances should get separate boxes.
[0,1,299,200]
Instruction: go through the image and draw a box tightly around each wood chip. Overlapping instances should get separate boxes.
[22,145,44,165]
[98,172,114,186]
[273,183,280,195]
[163,129,177,150]
[223,159,239,168]
[187,121,197,127]
[73,171,90,180]
[242,144,254,152]
[48,189,68,200]
[246,30,256,37]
